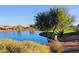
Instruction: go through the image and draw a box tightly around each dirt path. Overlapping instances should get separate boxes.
[61,35,79,41]
[62,46,79,53]
[48,42,79,53]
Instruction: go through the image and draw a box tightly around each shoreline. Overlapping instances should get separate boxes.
[0,29,36,32]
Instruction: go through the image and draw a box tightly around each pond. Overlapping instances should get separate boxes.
[0,31,48,44]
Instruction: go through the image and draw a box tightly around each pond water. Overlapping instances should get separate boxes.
[0,31,48,44]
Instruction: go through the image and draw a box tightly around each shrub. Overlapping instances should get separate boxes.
[50,41,64,53]
[0,39,50,53]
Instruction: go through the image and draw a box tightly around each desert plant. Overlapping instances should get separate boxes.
[51,36,63,53]
[0,39,50,53]
[51,42,63,53]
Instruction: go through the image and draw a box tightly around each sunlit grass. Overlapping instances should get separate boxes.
[64,28,75,34]
[0,39,50,53]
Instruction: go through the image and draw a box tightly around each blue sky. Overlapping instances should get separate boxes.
[0,5,79,26]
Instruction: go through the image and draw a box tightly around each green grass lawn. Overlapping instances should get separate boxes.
[46,28,76,35]
[64,28,75,34]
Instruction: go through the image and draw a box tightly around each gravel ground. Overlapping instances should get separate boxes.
[48,42,79,53]
[62,46,79,53]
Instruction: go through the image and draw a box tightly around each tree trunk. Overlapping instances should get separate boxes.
[60,29,64,38]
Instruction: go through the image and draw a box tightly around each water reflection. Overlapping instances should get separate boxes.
[0,31,48,44]
[17,31,22,36]
[29,30,35,34]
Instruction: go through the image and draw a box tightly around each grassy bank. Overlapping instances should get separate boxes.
[0,39,50,53]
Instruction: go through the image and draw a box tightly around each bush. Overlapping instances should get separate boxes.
[50,41,63,53]
[0,39,50,53]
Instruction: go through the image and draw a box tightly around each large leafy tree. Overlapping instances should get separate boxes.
[53,8,74,32]
[35,12,50,31]
[35,7,74,33]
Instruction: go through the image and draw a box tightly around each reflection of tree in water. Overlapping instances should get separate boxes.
[29,30,35,34]
[17,31,22,36]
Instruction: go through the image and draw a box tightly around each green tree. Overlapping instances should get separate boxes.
[54,8,74,32]
[35,7,74,34]
[35,12,50,31]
